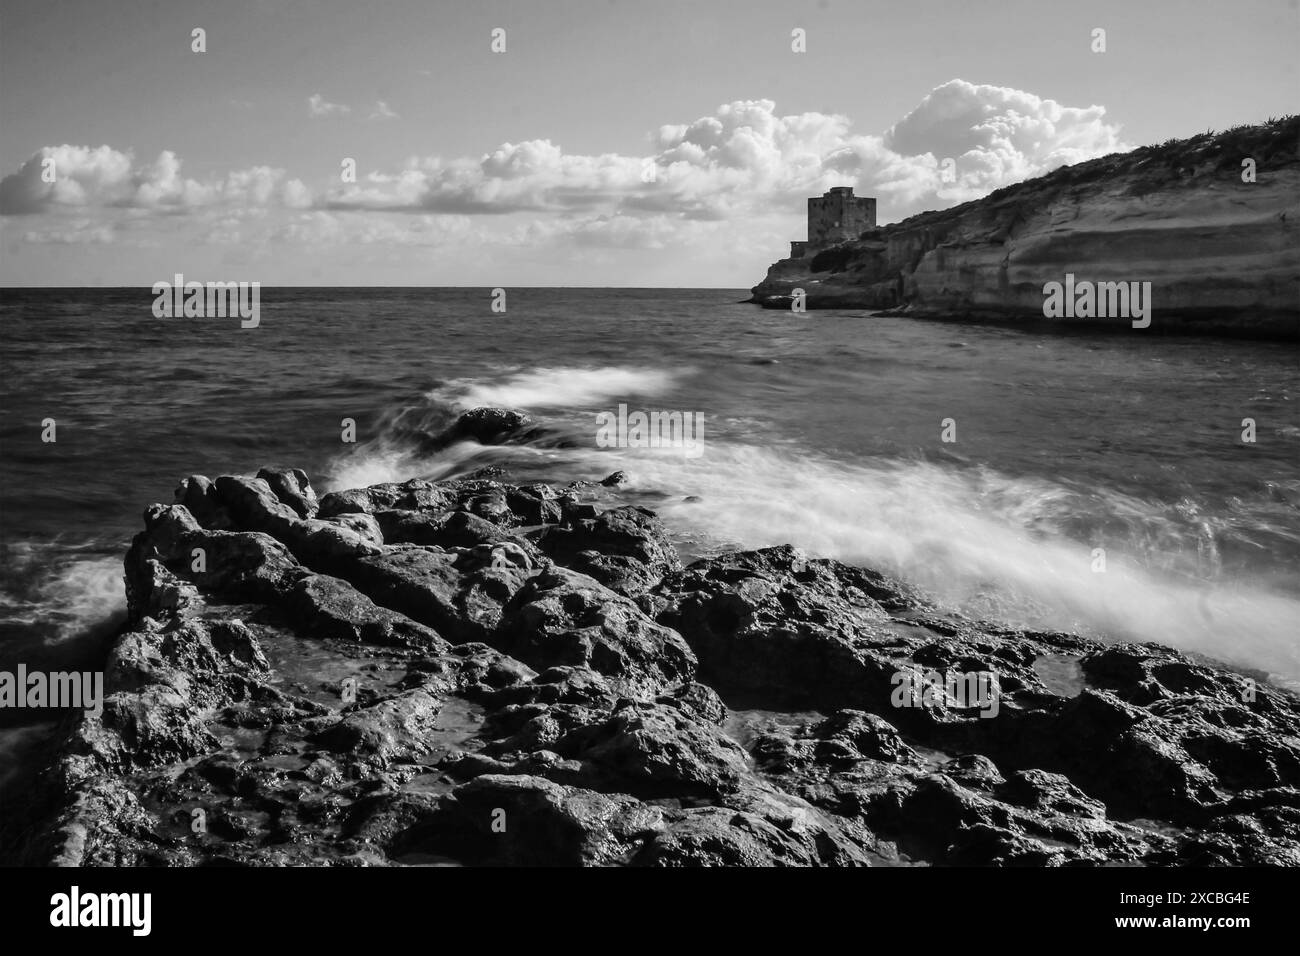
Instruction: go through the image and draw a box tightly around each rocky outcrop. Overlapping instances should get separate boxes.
[5,427,1300,866]
[751,117,1300,338]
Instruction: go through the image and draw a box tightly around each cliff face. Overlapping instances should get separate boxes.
[751,117,1300,338]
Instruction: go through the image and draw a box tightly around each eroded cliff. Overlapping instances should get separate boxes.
[751,117,1300,338]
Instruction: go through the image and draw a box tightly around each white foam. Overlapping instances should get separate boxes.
[0,550,126,645]
[323,371,1300,684]
[439,365,684,411]
[599,442,1300,684]
[324,440,512,492]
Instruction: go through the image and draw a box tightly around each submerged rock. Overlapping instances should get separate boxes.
[416,407,541,454]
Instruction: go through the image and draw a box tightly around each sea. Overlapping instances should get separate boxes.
[1,286,1298,702]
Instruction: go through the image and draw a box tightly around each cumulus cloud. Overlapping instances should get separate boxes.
[875,79,1126,202]
[0,145,133,214]
[0,146,313,214]
[0,80,1126,256]
[886,80,1122,168]
[325,141,643,215]
[316,80,1124,225]
[307,94,351,118]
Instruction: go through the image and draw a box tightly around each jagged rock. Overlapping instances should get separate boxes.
[343,544,537,644]
[811,710,918,764]
[658,682,728,725]
[396,773,665,866]
[650,545,910,710]
[631,805,873,867]
[506,485,563,525]
[316,688,445,769]
[549,699,752,798]
[257,467,320,518]
[174,475,230,529]
[496,566,696,699]
[214,475,385,566]
[326,512,384,547]
[317,478,453,518]
[284,574,448,649]
[125,507,306,618]
[7,465,1300,870]
[419,407,536,454]
[393,510,527,550]
[536,505,681,596]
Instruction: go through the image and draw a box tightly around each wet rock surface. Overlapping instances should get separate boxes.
[4,452,1299,866]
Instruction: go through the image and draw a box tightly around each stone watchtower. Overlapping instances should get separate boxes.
[790,186,876,258]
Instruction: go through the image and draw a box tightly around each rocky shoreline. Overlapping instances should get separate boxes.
[3,408,1300,866]
[749,117,1300,339]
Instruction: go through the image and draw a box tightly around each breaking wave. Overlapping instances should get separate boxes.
[326,364,1300,686]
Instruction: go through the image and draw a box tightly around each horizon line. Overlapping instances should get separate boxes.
[0,284,752,291]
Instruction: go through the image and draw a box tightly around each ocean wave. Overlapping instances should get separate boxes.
[436,365,686,411]
[0,543,126,650]
[603,442,1300,683]
[326,388,1300,684]
[325,439,535,492]
[323,364,688,489]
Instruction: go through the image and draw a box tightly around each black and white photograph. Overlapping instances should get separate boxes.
[0,0,1296,935]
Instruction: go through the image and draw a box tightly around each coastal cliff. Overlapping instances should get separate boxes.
[3,409,1300,867]
[751,116,1300,338]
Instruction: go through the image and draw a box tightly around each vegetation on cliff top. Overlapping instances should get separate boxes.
[870,114,1296,240]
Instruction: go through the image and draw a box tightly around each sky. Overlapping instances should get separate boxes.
[1,0,1296,286]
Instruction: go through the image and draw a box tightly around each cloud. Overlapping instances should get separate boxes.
[307,94,351,118]
[886,80,1122,168]
[0,145,133,214]
[501,213,706,250]
[20,218,115,244]
[0,80,1126,256]
[271,211,473,246]
[0,146,314,214]
[316,81,1124,224]
[875,79,1126,202]
[324,141,644,215]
